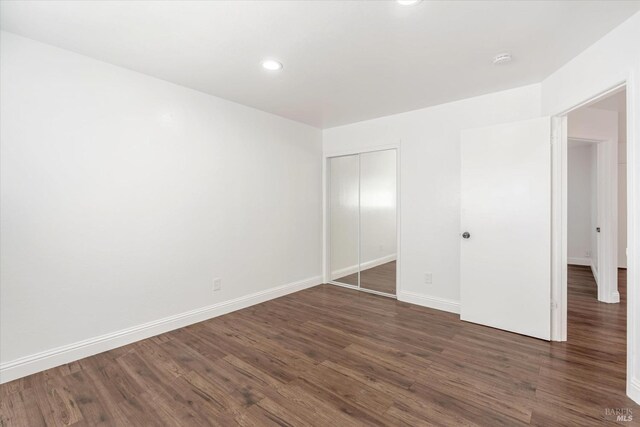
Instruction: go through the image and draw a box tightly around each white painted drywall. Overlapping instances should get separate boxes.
[541,10,640,403]
[324,84,542,306]
[620,150,628,268]
[0,32,322,367]
[591,144,599,275]
[567,141,596,266]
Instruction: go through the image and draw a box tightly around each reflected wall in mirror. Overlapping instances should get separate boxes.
[360,150,397,295]
[329,154,359,286]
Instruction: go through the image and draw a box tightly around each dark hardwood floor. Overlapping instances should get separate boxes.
[336,261,396,295]
[1,266,637,425]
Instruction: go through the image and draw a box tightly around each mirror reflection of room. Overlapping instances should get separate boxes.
[329,154,360,287]
[329,149,397,296]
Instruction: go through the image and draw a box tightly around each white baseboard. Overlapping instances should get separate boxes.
[599,290,621,304]
[398,291,460,314]
[331,254,396,280]
[629,377,640,405]
[567,256,591,266]
[591,262,599,285]
[611,291,621,303]
[0,275,322,384]
[591,262,620,303]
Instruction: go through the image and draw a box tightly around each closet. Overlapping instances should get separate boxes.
[328,149,397,297]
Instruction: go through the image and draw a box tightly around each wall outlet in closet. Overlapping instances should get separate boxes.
[213,278,222,292]
[424,272,432,285]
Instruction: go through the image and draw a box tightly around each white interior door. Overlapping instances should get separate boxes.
[460,117,551,340]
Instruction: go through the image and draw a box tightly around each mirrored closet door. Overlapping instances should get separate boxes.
[329,154,360,287]
[328,149,397,297]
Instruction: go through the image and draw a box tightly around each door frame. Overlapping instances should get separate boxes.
[323,143,401,298]
[566,136,620,303]
[550,76,638,402]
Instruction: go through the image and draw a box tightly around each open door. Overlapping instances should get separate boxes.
[461,117,551,340]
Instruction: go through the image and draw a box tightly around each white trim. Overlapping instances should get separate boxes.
[327,281,359,291]
[591,261,599,285]
[627,70,639,405]
[567,257,591,266]
[398,291,460,314]
[553,83,626,117]
[358,287,396,299]
[323,143,400,160]
[0,275,322,384]
[396,142,402,297]
[328,280,396,299]
[322,149,329,284]
[629,378,640,404]
[550,73,640,404]
[330,254,397,280]
[357,153,362,292]
[612,290,621,303]
[551,115,568,341]
[552,82,627,341]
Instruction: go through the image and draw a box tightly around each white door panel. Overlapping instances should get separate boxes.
[461,117,551,340]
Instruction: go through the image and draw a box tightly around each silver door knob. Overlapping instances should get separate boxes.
[462,232,470,239]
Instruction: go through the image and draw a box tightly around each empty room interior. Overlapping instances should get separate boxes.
[1,1,640,425]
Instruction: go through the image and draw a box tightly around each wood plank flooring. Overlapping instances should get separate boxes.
[336,261,396,295]
[1,266,637,425]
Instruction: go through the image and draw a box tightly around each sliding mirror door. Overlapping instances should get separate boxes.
[329,155,360,287]
[328,149,397,296]
[360,150,397,295]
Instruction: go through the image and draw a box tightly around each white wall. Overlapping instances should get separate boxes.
[541,10,640,403]
[324,84,541,310]
[567,141,596,266]
[0,32,323,375]
[591,144,599,275]
[2,9,639,400]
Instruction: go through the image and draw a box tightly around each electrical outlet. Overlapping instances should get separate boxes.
[586,250,591,257]
[424,272,432,285]
[213,278,222,292]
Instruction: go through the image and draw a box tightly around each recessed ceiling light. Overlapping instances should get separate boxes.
[261,59,283,71]
[397,0,421,5]
[493,53,512,65]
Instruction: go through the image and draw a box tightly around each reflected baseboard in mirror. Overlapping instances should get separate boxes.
[336,261,396,295]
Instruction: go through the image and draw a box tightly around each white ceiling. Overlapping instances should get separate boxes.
[1,1,639,128]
